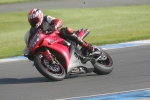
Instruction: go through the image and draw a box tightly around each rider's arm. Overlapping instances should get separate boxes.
[46,16,63,30]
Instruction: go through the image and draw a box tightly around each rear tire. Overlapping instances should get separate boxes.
[34,54,66,81]
[93,49,113,75]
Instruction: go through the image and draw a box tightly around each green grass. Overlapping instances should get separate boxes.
[0,5,150,58]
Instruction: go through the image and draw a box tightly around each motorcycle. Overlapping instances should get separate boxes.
[23,28,113,81]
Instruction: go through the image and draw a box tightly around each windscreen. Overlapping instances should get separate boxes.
[24,30,30,45]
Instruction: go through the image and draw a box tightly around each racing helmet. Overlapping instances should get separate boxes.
[28,8,43,28]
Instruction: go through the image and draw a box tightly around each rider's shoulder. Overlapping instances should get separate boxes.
[45,15,56,23]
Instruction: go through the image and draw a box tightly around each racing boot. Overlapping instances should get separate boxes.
[81,41,100,56]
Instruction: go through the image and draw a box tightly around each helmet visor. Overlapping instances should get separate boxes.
[29,18,39,28]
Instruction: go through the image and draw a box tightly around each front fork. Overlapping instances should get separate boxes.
[40,47,55,64]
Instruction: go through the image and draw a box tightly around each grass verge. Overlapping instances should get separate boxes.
[0,5,150,58]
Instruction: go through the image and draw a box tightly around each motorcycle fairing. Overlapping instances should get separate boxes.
[67,45,94,73]
[77,28,90,39]
[27,31,70,67]
[40,37,70,68]
[77,29,85,38]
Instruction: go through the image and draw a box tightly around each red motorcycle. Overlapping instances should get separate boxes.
[23,28,113,81]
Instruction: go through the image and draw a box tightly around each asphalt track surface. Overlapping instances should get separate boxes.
[1,45,150,100]
[0,0,150,13]
[0,0,150,100]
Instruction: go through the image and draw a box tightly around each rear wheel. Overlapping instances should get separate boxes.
[34,54,66,81]
[93,49,113,75]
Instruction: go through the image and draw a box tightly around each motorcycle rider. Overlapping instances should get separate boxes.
[26,8,98,56]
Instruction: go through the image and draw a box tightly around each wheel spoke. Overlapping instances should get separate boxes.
[41,57,64,75]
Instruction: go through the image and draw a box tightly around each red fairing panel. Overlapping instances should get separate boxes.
[41,38,70,68]
[77,29,84,38]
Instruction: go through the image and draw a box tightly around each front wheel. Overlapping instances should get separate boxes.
[34,54,66,81]
[92,49,113,75]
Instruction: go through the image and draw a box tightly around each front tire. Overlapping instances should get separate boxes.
[93,49,113,75]
[34,54,66,81]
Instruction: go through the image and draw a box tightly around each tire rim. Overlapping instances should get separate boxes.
[95,52,112,67]
[39,54,65,75]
